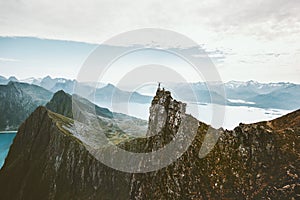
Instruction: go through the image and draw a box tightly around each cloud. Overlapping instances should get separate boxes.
[192,49,226,63]
[194,0,300,39]
[0,0,299,83]
[0,0,299,43]
[0,57,20,62]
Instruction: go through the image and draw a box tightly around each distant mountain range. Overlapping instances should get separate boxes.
[246,84,300,110]
[15,75,152,104]
[0,75,299,120]
[94,83,152,104]
[0,76,152,130]
[0,81,148,133]
[144,80,300,110]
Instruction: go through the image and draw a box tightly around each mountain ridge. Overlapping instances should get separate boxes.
[0,106,131,199]
[0,89,299,199]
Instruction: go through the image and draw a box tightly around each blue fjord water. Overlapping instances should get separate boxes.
[0,132,17,169]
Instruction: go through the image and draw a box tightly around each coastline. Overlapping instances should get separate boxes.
[0,131,17,134]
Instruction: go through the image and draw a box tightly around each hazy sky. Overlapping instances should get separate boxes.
[0,0,299,83]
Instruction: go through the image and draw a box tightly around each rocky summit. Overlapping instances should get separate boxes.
[0,88,299,199]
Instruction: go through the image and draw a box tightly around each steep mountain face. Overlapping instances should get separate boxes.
[46,90,74,118]
[0,89,299,199]
[46,90,147,138]
[0,81,53,130]
[46,90,115,119]
[0,107,131,199]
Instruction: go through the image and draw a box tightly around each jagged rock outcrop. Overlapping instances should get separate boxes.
[147,88,186,139]
[0,89,299,199]
[128,89,300,199]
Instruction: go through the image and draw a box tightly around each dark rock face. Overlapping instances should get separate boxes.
[130,119,300,199]
[129,91,300,199]
[46,90,113,119]
[0,89,299,199]
[46,90,73,118]
[0,81,53,130]
[0,107,131,199]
